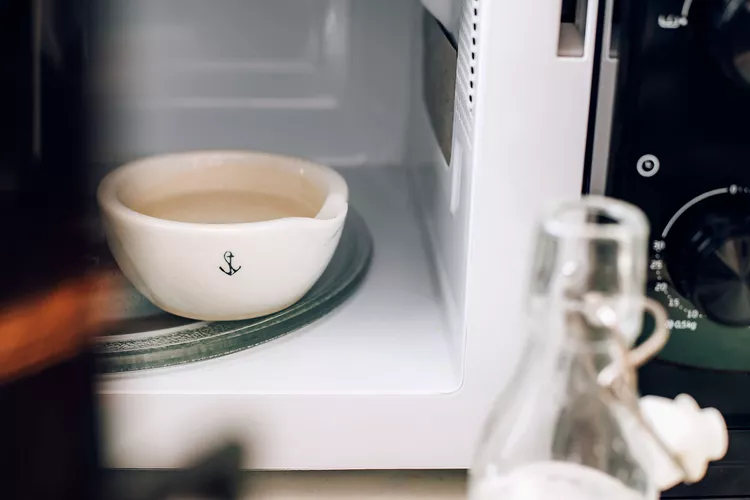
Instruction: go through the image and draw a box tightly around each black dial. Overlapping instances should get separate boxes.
[669,206,750,326]
[691,0,750,88]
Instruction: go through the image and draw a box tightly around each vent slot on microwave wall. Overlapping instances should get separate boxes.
[422,11,456,165]
[456,0,479,117]
[558,0,588,57]
[421,0,479,167]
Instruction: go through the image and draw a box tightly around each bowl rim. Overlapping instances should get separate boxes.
[97,150,349,231]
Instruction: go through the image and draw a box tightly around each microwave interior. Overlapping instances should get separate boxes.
[1,0,601,470]
[65,0,474,395]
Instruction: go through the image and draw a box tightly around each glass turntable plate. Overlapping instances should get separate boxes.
[93,208,372,373]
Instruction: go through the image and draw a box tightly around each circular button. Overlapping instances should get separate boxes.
[636,154,660,177]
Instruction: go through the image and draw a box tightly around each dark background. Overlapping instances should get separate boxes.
[0,1,99,499]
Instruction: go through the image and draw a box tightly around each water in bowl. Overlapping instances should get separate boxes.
[134,190,319,224]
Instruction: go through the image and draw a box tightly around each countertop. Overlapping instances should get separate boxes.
[105,470,468,499]
[244,470,467,499]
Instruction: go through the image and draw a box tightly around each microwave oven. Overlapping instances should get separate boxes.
[0,0,601,471]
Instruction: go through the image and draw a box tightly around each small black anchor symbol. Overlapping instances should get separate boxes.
[220,251,242,276]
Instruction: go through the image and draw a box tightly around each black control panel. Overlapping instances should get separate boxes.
[606,1,750,496]
[607,0,750,372]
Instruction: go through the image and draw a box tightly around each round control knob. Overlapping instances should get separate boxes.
[669,210,750,326]
[691,0,750,88]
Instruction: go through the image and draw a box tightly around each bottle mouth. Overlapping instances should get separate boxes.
[542,196,650,242]
[531,196,652,347]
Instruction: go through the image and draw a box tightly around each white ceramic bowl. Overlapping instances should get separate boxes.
[97,150,349,321]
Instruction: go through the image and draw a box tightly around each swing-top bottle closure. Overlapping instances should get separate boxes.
[540,195,728,491]
[574,292,729,492]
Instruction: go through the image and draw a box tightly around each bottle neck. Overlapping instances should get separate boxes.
[525,296,634,395]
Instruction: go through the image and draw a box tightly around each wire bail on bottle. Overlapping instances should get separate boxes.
[578,294,691,482]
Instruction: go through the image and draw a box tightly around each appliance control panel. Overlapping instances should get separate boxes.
[606,0,750,371]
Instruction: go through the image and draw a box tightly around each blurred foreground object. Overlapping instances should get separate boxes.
[102,443,244,500]
[0,275,112,383]
[0,0,103,498]
[0,1,245,497]
[469,197,727,500]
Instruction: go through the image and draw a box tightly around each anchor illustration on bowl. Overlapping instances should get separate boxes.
[220,251,242,276]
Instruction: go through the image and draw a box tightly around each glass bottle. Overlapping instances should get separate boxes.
[469,196,660,500]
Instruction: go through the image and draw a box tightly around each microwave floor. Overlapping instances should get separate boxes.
[99,166,461,396]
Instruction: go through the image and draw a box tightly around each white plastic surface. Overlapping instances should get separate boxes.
[420,0,463,37]
[456,0,599,424]
[90,0,416,168]
[407,0,479,369]
[639,394,729,491]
